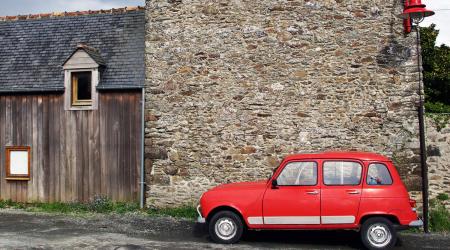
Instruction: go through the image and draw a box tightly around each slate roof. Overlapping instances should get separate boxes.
[0,10,145,93]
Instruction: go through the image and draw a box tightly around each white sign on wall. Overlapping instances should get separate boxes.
[6,147,30,180]
[9,151,29,175]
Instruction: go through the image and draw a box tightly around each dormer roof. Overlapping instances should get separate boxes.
[62,43,106,67]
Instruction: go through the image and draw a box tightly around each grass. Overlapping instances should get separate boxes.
[425,101,450,114]
[0,196,197,220]
[429,193,450,232]
[436,193,449,201]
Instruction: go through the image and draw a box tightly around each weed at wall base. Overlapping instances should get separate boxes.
[429,193,450,232]
[0,197,196,220]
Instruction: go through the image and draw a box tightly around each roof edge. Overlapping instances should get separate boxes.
[97,85,144,91]
[0,6,144,22]
[0,85,144,94]
[0,87,65,94]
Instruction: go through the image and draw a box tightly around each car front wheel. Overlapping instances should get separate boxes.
[208,210,244,244]
[361,217,397,250]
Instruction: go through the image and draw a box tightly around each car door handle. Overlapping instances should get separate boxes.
[347,190,360,194]
[306,190,319,195]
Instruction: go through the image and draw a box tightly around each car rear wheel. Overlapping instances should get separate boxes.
[208,210,244,244]
[361,217,397,249]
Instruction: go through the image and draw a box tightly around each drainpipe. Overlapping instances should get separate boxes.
[140,87,146,209]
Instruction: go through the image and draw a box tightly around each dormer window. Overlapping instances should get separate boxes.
[71,71,92,106]
[62,43,105,110]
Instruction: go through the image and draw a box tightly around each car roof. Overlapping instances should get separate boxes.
[283,151,391,162]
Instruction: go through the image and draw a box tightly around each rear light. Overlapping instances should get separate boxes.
[409,199,417,211]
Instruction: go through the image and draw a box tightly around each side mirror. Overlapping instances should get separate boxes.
[271,179,278,189]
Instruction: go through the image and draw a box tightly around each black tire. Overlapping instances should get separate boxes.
[360,217,397,250]
[208,210,244,244]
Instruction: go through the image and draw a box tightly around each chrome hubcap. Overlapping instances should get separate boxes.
[214,217,237,240]
[367,223,392,248]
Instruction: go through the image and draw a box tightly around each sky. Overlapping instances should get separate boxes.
[0,0,144,16]
[421,0,450,46]
[0,0,448,46]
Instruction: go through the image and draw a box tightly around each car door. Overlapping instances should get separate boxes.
[320,160,363,225]
[262,160,321,226]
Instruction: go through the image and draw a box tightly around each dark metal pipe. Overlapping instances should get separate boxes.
[415,25,429,233]
[140,88,146,209]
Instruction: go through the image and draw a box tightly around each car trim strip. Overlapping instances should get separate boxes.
[247,216,356,225]
[247,217,264,224]
[321,216,355,224]
[264,216,321,225]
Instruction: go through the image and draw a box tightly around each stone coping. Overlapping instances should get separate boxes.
[0,6,144,22]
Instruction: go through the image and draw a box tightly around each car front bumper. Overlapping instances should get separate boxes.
[197,205,206,223]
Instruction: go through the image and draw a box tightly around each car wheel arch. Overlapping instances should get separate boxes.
[358,213,400,226]
[206,205,247,227]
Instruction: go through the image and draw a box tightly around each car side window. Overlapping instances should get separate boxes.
[323,161,362,185]
[367,163,393,185]
[277,161,317,186]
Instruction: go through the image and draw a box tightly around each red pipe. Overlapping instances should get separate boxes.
[404,0,412,33]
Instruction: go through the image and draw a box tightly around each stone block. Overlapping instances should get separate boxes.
[240,146,257,154]
[163,165,179,176]
[151,174,170,186]
[145,147,168,160]
[403,176,422,191]
[427,145,441,157]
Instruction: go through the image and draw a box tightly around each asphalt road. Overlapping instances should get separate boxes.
[0,210,448,249]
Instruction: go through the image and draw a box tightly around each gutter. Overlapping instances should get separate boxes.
[0,85,145,94]
[0,88,65,94]
[96,85,144,91]
[140,87,146,209]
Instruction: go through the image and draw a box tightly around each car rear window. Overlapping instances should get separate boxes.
[367,163,393,185]
[323,161,362,185]
[277,161,317,186]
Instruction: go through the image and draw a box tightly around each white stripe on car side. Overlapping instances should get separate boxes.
[321,216,355,224]
[264,216,321,225]
[247,217,264,224]
[247,216,355,225]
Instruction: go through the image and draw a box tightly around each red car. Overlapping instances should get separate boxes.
[197,152,422,249]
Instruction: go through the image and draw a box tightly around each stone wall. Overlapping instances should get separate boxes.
[407,116,450,211]
[144,0,423,207]
[426,116,450,207]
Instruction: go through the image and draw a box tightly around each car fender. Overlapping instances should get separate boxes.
[357,210,400,224]
[203,202,248,223]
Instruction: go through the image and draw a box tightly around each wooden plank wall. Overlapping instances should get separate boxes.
[0,91,141,202]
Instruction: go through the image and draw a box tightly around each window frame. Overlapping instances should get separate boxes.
[366,162,394,186]
[276,160,319,186]
[322,160,363,186]
[71,71,93,107]
[63,68,99,111]
[5,146,31,181]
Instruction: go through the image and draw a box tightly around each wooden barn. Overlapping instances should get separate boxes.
[0,8,145,203]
